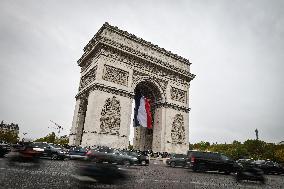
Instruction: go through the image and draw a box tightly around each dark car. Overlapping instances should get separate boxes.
[122,151,149,166]
[253,160,284,175]
[166,153,187,168]
[236,159,265,184]
[186,150,238,174]
[74,162,129,184]
[32,142,69,160]
[0,144,11,157]
[69,146,88,160]
[86,147,138,165]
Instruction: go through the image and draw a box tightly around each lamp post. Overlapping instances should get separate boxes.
[22,132,27,142]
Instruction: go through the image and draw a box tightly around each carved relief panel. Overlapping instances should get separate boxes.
[171,114,185,144]
[102,64,129,86]
[170,87,187,103]
[99,96,121,135]
[79,66,97,91]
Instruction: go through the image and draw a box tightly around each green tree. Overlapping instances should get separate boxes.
[193,141,210,151]
[0,130,19,144]
[34,132,56,143]
[275,148,284,163]
[243,139,266,159]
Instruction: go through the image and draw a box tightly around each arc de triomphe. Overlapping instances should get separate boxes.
[69,23,195,154]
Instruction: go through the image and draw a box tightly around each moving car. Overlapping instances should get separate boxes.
[69,146,88,160]
[166,153,187,168]
[0,144,10,157]
[73,162,128,184]
[122,151,149,166]
[253,160,284,175]
[86,147,138,165]
[236,159,265,184]
[6,143,42,167]
[32,142,69,160]
[186,150,238,174]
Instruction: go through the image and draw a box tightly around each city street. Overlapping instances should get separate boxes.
[0,158,283,189]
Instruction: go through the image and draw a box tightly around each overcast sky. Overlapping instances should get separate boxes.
[0,0,283,144]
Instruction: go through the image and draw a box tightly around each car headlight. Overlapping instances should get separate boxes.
[132,157,138,161]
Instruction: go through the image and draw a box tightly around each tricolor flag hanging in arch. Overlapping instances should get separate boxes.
[133,96,152,129]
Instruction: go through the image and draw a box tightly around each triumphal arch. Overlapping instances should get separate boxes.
[69,23,195,153]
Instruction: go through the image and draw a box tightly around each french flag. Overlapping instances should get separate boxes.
[134,95,152,129]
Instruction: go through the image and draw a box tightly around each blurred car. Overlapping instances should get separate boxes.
[0,144,11,157]
[73,162,129,184]
[31,142,69,160]
[236,159,254,166]
[86,147,138,165]
[6,143,42,167]
[253,160,284,175]
[69,146,88,160]
[186,150,239,174]
[166,153,187,168]
[236,159,265,183]
[121,151,149,166]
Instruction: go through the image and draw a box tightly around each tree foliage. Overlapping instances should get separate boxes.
[34,132,69,146]
[0,130,19,144]
[190,140,284,163]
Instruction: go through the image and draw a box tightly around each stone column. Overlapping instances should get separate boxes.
[68,96,88,146]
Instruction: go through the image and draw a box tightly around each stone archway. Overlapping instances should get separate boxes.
[69,23,195,154]
[133,81,162,151]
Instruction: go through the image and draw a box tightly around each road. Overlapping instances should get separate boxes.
[0,158,283,189]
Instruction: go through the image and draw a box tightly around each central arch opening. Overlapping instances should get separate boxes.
[131,81,162,151]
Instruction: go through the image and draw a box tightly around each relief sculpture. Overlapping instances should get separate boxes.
[171,114,185,144]
[170,87,187,103]
[102,64,129,86]
[99,96,121,135]
[79,66,97,91]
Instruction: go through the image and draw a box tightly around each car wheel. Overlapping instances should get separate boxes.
[192,165,200,172]
[224,171,231,175]
[141,160,147,166]
[260,178,266,185]
[51,154,58,160]
[123,160,131,166]
[170,162,176,168]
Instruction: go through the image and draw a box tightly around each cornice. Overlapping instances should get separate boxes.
[79,39,195,82]
[155,102,191,113]
[76,82,134,99]
[99,38,196,80]
[103,22,192,65]
[78,22,193,67]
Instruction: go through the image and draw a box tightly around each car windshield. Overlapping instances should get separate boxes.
[49,144,61,149]
[128,152,138,156]
[172,154,186,158]
[220,154,230,161]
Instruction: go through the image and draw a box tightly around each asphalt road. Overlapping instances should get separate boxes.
[0,158,283,189]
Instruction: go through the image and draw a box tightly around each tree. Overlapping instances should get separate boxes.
[243,139,266,159]
[0,130,19,144]
[34,132,56,143]
[275,148,284,163]
[193,141,210,151]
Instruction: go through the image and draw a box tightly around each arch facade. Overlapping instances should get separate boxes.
[69,23,195,153]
